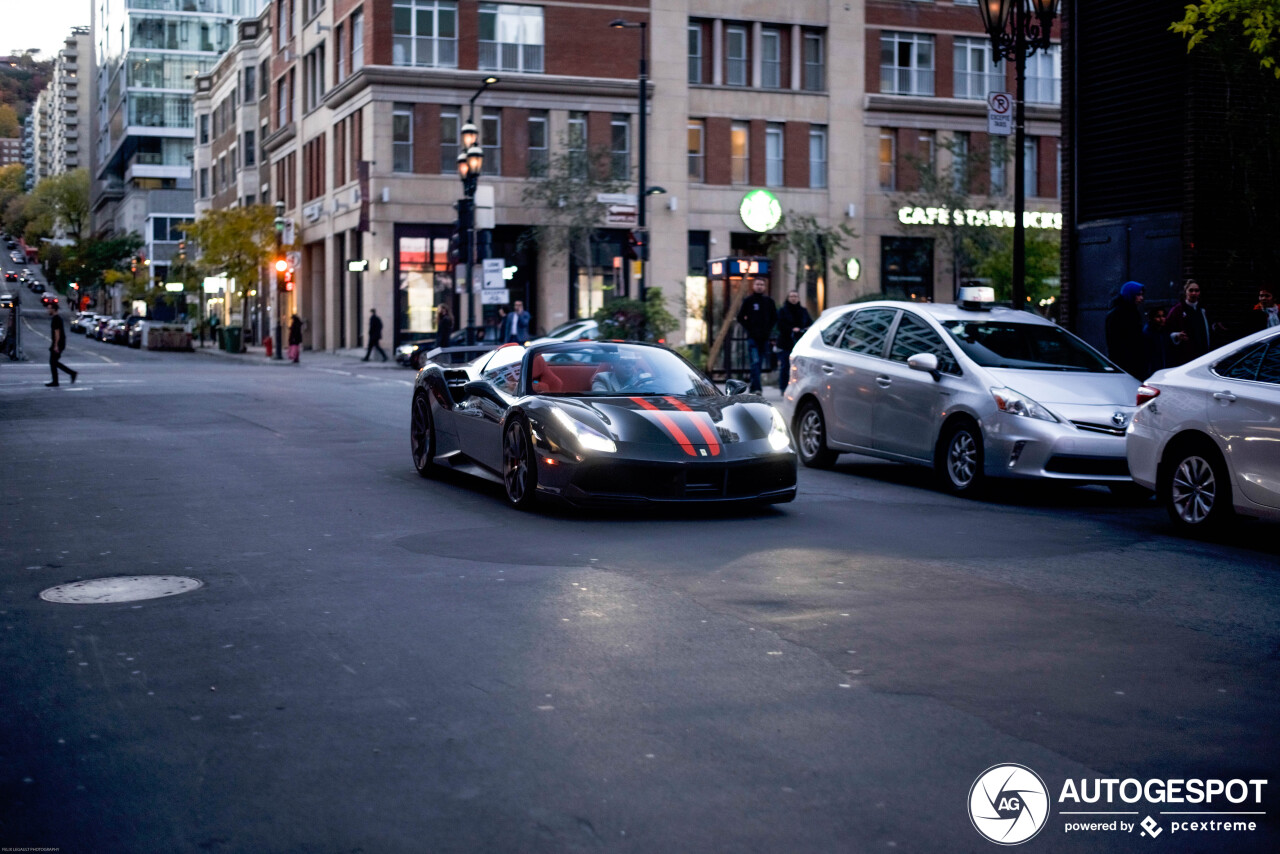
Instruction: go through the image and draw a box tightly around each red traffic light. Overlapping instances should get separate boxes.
[274,258,288,273]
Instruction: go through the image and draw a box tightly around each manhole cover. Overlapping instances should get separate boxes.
[40,576,203,604]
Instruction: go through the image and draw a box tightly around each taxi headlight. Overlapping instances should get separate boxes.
[768,407,792,451]
[990,387,1059,423]
[551,407,617,453]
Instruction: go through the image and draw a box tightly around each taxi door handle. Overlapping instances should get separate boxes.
[1212,391,1237,402]
[876,375,892,388]
[820,363,835,375]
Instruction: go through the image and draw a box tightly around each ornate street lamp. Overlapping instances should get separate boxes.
[454,78,497,342]
[977,0,1060,310]
[609,18,649,306]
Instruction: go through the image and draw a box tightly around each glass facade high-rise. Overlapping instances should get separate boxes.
[92,0,266,298]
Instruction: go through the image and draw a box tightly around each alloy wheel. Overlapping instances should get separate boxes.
[1170,455,1216,525]
[504,421,531,506]
[947,429,978,489]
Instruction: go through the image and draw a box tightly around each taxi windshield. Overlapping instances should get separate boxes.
[529,343,719,397]
[940,320,1118,372]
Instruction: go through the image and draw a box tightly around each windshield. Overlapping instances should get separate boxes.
[528,342,719,397]
[940,320,1118,372]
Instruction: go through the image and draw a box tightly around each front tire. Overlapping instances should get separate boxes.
[795,401,838,469]
[410,391,437,478]
[1163,442,1232,533]
[938,421,985,495]
[503,417,539,510]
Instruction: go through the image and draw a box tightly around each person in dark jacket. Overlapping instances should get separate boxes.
[363,308,387,361]
[1143,306,1170,377]
[736,278,777,394]
[46,302,77,387]
[1166,279,1226,365]
[775,290,813,391]
[288,314,303,363]
[1105,280,1147,378]
[435,303,454,348]
[1245,287,1278,333]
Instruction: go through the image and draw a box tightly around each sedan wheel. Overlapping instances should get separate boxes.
[410,391,436,478]
[1164,446,1232,532]
[503,419,538,510]
[795,402,837,469]
[939,422,985,495]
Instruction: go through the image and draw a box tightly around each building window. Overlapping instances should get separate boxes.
[951,132,970,192]
[731,122,749,184]
[1024,136,1038,196]
[244,129,256,166]
[1026,45,1060,104]
[688,24,702,84]
[243,66,256,103]
[335,23,346,82]
[761,29,782,88]
[527,110,547,177]
[610,114,630,181]
[879,129,896,190]
[199,167,208,198]
[305,0,325,22]
[809,126,827,189]
[259,60,269,99]
[880,32,934,96]
[479,4,544,73]
[351,10,364,70]
[954,36,1003,100]
[392,104,413,172]
[568,111,587,179]
[276,77,289,127]
[803,32,825,92]
[392,0,457,68]
[765,124,783,187]
[198,113,208,144]
[440,109,458,173]
[990,137,1008,196]
[482,109,501,177]
[303,44,326,113]
[687,119,704,182]
[918,129,936,175]
[725,26,748,86]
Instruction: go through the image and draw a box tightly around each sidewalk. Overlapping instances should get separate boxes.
[190,339,407,371]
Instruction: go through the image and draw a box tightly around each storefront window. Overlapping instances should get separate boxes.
[398,234,452,337]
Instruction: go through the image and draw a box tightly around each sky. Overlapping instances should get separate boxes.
[7,1,92,59]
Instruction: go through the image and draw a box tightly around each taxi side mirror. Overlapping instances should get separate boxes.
[907,353,941,381]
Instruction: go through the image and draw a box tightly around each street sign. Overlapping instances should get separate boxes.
[481,288,509,305]
[987,91,1012,136]
[282,219,296,245]
[596,193,637,206]
[606,204,638,226]
[287,251,301,268]
[482,258,506,289]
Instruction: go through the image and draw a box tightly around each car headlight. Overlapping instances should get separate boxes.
[990,387,1058,422]
[396,344,415,357]
[550,407,617,453]
[768,406,792,451]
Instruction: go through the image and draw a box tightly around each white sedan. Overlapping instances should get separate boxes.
[1126,326,1280,532]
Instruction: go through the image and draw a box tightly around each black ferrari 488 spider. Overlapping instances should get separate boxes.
[410,340,797,509]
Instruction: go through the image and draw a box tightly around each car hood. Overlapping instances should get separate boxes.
[558,395,773,449]
[985,369,1139,407]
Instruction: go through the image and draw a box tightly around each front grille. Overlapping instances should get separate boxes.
[1071,420,1127,437]
[1045,455,1130,476]
[575,458,794,500]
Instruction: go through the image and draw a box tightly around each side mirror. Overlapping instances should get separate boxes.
[906,353,941,381]
[725,379,750,396]
[462,379,498,400]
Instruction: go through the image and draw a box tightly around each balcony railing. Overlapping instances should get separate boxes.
[478,42,543,74]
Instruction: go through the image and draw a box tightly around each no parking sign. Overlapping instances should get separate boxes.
[988,91,1012,136]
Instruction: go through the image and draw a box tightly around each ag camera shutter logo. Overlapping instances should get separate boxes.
[969,764,1050,845]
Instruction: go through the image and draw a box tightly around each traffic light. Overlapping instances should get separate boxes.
[627,229,648,262]
[284,268,294,292]
[130,258,138,273]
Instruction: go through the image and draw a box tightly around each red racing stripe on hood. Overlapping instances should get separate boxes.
[631,397,697,456]
[664,397,721,456]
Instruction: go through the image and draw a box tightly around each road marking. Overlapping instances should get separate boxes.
[311,368,353,376]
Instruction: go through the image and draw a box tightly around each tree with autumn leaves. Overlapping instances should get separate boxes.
[182,204,283,328]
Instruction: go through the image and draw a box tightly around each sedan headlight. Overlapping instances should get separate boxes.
[768,406,792,451]
[990,387,1059,422]
[550,407,617,453]
[396,344,415,357]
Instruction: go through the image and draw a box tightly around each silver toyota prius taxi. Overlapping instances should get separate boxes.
[781,288,1141,494]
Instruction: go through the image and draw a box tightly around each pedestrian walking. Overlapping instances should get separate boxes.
[1143,306,1170,377]
[1166,279,1226,365]
[1245,286,1279,333]
[46,302,77,387]
[503,300,530,344]
[209,314,220,348]
[363,308,387,361]
[736,278,777,394]
[436,303,454,349]
[1104,280,1148,378]
[775,290,812,391]
[288,313,303,363]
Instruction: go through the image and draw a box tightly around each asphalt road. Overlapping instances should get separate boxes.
[2,315,1278,853]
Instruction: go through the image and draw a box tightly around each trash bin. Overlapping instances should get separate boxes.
[223,326,243,353]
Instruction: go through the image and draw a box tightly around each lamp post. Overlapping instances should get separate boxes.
[977,0,1059,311]
[609,18,648,305]
[274,200,285,359]
[457,77,496,343]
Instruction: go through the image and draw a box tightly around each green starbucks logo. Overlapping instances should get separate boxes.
[739,189,782,233]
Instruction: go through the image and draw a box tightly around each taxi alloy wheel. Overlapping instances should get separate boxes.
[1165,444,1232,532]
[940,422,985,495]
[410,391,437,478]
[503,418,538,510]
[796,402,837,469]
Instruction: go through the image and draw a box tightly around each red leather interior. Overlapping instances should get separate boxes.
[530,354,604,393]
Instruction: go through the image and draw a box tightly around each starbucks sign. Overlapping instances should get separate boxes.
[739,189,782,233]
